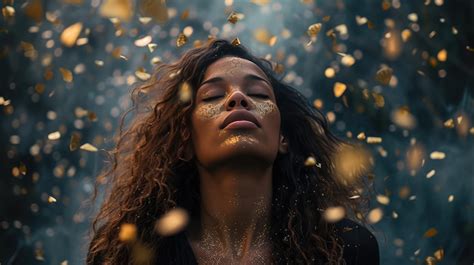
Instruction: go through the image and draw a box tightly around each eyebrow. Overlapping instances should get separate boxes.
[199,74,271,88]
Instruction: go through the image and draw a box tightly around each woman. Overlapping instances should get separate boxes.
[86,38,379,264]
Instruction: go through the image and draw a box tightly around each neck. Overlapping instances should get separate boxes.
[188,160,273,260]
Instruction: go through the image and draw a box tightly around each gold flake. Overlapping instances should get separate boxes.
[304,156,321,167]
[94,60,104,66]
[324,67,335,78]
[434,249,444,260]
[60,22,83,47]
[147,43,157,52]
[179,82,192,103]
[176,33,187,47]
[227,11,244,24]
[139,0,169,23]
[99,0,133,22]
[366,137,382,144]
[69,132,81,151]
[307,23,322,38]
[134,35,152,47]
[323,206,345,223]
[48,131,61,140]
[448,195,454,202]
[368,208,383,224]
[48,196,57,203]
[401,29,412,42]
[426,169,436,178]
[356,132,366,140]
[2,6,15,18]
[443,118,454,128]
[349,195,360,199]
[119,223,137,242]
[135,67,151,81]
[375,67,393,85]
[429,151,445,160]
[423,227,438,238]
[391,107,416,129]
[425,256,437,265]
[231,37,241,46]
[376,194,390,205]
[59,67,73,82]
[268,36,278,46]
[355,16,368,25]
[313,99,323,109]
[341,55,355,67]
[333,82,346,98]
[155,208,189,236]
[80,143,98,152]
[24,0,44,23]
[138,17,152,24]
[437,49,447,62]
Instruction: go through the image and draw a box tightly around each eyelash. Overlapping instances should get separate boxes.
[202,94,269,101]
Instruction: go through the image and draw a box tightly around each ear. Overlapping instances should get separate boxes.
[278,134,289,154]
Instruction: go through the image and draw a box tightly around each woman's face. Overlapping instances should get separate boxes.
[190,56,285,169]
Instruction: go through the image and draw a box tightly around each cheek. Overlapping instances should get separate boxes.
[193,103,222,120]
[254,100,277,119]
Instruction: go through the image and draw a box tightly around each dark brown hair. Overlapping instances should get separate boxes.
[86,38,370,264]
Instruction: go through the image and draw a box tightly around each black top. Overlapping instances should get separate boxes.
[88,218,379,264]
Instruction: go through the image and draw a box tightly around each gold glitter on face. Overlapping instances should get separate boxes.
[220,134,258,147]
[194,103,223,120]
[251,99,277,119]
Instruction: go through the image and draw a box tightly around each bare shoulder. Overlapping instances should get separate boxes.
[333,218,380,265]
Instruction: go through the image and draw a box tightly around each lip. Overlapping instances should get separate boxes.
[220,110,261,130]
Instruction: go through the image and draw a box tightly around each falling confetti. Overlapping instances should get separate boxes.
[323,206,346,223]
[333,82,347,98]
[118,223,137,242]
[176,33,187,47]
[79,143,98,152]
[155,208,189,236]
[48,131,61,140]
[368,208,383,224]
[60,22,83,48]
[375,67,393,85]
[59,68,73,83]
[429,151,446,160]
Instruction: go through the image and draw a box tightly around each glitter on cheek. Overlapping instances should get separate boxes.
[253,100,277,119]
[195,103,223,120]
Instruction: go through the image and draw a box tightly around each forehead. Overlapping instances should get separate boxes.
[202,56,269,80]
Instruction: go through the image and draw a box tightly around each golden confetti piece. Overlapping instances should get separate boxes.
[155,208,189,236]
[443,118,454,128]
[119,223,137,242]
[437,49,447,62]
[99,0,133,22]
[368,208,383,224]
[333,82,346,98]
[366,137,382,144]
[231,37,241,46]
[134,35,152,47]
[376,194,390,205]
[333,144,373,185]
[139,16,152,24]
[448,195,454,202]
[268,36,278,46]
[375,67,393,85]
[60,22,83,48]
[430,151,445,160]
[356,132,366,140]
[355,15,368,25]
[307,23,322,38]
[2,6,15,18]
[434,248,444,260]
[426,169,436,178]
[408,13,418,22]
[48,196,57,203]
[59,67,73,82]
[341,55,355,67]
[401,29,412,42]
[304,156,321,167]
[135,67,151,81]
[139,0,168,23]
[324,67,335,78]
[323,206,345,223]
[94,60,104,66]
[179,82,192,103]
[425,256,437,265]
[147,43,157,52]
[48,131,61,140]
[392,211,398,219]
[80,143,98,152]
[176,33,187,47]
[391,107,417,129]
[423,227,438,238]
[227,11,244,24]
[349,195,360,199]
[69,132,81,151]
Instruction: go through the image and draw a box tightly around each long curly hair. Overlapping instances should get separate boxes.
[86,38,371,265]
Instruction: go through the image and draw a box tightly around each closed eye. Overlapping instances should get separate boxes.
[202,95,223,101]
[249,94,269,99]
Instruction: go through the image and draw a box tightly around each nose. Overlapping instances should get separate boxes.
[225,90,250,110]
